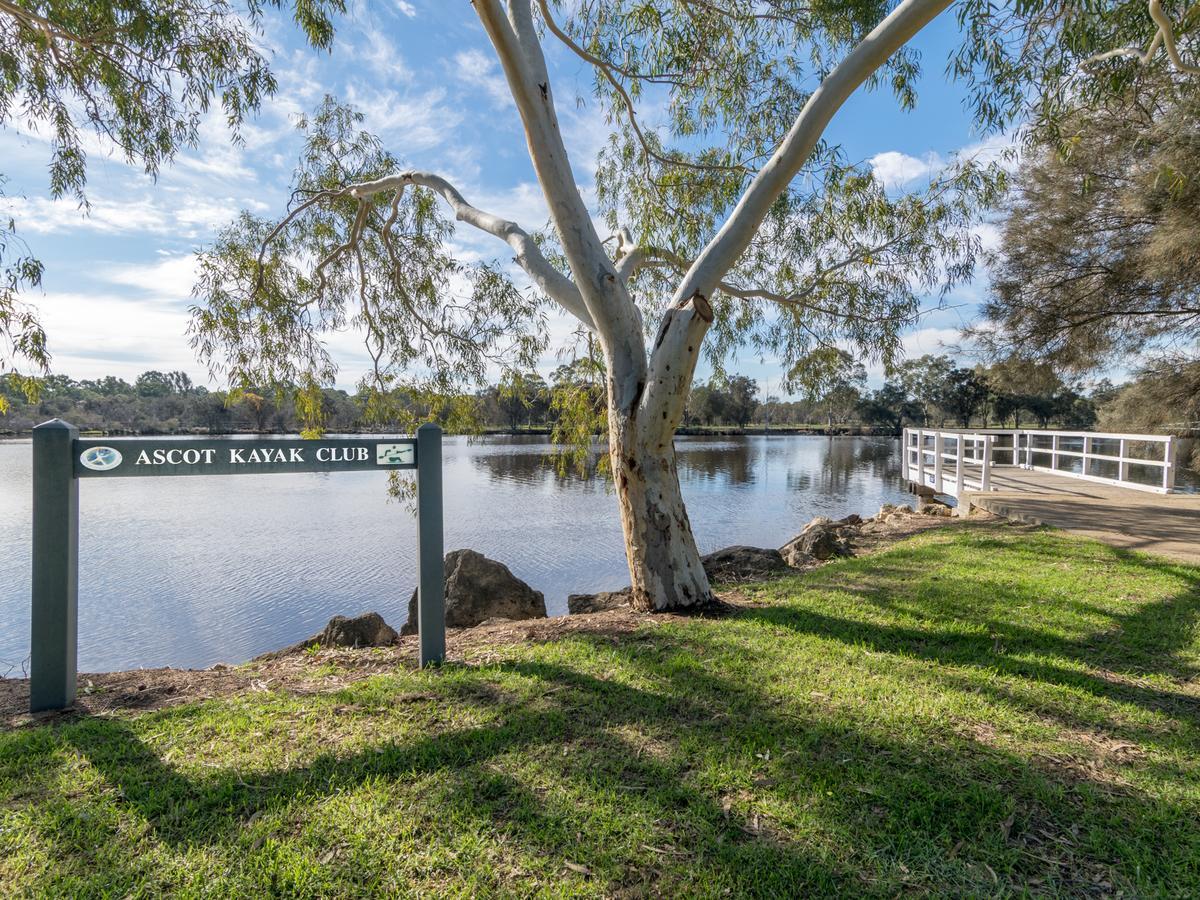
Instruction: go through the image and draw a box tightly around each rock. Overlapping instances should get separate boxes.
[400,549,546,635]
[912,483,937,498]
[318,612,399,648]
[781,517,853,562]
[780,543,815,568]
[567,590,631,614]
[260,611,399,658]
[919,502,953,517]
[837,513,864,526]
[701,546,789,581]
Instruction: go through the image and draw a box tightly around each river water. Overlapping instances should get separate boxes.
[0,434,914,673]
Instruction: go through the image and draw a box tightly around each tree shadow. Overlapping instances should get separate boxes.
[6,527,1199,894]
[5,635,1198,896]
[737,532,1200,749]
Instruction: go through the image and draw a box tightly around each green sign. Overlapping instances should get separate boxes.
[30,421,445,713]
[74,436,418,478]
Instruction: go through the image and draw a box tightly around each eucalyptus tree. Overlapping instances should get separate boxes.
[0,0,345,409]
[192,0,1200,611]
[896,354,956,426]
[858,382,920,433]
[787,348,868,430]
[940,367,989,428]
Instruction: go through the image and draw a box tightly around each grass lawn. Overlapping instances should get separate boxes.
[1,523,1198,897]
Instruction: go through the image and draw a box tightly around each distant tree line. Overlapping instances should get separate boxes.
[0,371,365,435]
[4,357,1193,440]
[755,351,1109,433]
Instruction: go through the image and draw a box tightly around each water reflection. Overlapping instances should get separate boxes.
[467,435,607,486]
[677,440,755,486]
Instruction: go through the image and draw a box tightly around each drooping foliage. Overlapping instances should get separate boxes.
[1097,355,1200,434]
[0,0,345,386]
[190,98,549,432]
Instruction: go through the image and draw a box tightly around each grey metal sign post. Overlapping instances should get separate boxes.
[30,419,79,712]
[29,419,445,712]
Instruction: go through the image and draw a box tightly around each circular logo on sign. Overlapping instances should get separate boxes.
[80,446,123,471]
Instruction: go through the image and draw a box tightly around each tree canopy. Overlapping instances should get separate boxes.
[0,0,345,404]
[973,69,1200,370]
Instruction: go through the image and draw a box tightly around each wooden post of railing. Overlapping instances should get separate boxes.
[1118,438,1129,483]
[933,432,944,493]
[1082,434,1092,480]
[981,435,993,492]
[901,429,909,482]
[1050,433,1059,473]
[1164,437,1177,492]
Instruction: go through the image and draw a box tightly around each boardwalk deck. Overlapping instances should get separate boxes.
[963,469,1200,565]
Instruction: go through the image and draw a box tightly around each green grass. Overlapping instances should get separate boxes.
[2,524,1199,897]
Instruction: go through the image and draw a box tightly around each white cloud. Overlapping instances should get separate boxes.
[869,133,1018,193]
[346,85,460,150]
[36,291,202,382]
[868,150,943,190]
[357,30,411,82]
[102,254,199,298]
[900,326,964,359]
[8,196,163,235]
[958,132,1019,170]
[394,1,417,17]
[6,192,248,239]
[973,221,1002,254]
[452,48,514,109]
[856,327,966,388]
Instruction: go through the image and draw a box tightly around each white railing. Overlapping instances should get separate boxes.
[901,428,1178,497]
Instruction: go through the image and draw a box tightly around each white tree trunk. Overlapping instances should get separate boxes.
[606,292,715,611]
[609,405,712,611]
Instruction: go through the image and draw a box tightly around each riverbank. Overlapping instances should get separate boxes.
[2,521,1198,895]
[0,424,898,437]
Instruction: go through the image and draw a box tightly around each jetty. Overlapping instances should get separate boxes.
[902,428,1200,565]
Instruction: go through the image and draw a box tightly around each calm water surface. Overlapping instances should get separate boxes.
[1,434,910,672]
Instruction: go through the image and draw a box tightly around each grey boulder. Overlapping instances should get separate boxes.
[260,611,398,658]
[401,549,546,634]
[567,590,632,614]
[701,545,789,581]
[780,516,854,564]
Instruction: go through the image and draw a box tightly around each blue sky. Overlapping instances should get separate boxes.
[2,1,1005,396]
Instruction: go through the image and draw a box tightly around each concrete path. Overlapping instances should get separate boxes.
[964,469,1200,566]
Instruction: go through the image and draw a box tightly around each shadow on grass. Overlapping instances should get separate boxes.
[3,640,1196,896]
[5,527,1199,895]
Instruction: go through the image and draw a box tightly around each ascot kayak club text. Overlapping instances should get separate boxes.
[132,446,372,466]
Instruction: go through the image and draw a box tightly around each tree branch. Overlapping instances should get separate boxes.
[673,0,953,305]
[635,0,952,427]
[475,0,647,413]
[628,239,917,323]
[356,171,593,329]
[1082,0,1200,73]
[535,0,748,176]
[1149,0,1200,74]
[257,169,594,329]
